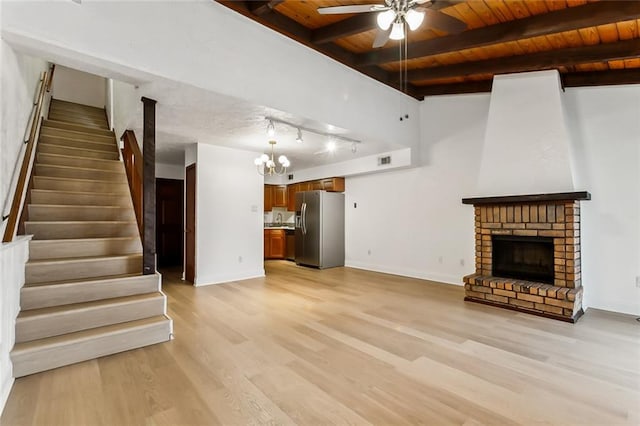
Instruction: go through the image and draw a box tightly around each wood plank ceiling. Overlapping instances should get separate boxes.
[218,0,640,99]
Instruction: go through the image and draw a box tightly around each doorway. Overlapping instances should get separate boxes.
[185,164,196,284]
[156,178,184,269]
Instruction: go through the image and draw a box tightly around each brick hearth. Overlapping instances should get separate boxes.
[462,192,590,322]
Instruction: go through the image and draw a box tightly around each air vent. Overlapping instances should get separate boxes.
[288,174,294,180]
[378,155,391,166]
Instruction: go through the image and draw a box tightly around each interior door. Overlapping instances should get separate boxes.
[185,164,196,284]
[156,178,184,268]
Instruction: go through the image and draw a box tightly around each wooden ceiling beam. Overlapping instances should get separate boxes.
[562,69,640,88]
[312,0,461,45]
[248,0,285,17]
[413,69,640,98]
[413,80,493,97]
[357,1,640,66]
[405,39,640,82]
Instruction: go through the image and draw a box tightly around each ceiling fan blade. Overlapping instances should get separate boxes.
[372,27,392,48]
[317,4,381,15]
[421,8,467,33]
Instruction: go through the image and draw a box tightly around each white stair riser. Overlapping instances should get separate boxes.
[37,153,123,171]
[35,164,126,182]
[37,143,119,160]
[29,237,141,260]
[33,177,129,193]
[16,294,166,342]
[26,254,142,283]
[50,100,105,115]
[25,221,139,240]
[48,113,108,127]
[11,317,171,377]
[30,190,131,207]
[43,120,114,137]
[49,108,107,121]
[21,274,158,310]
[39,135,116,152]
[28,205,135,222]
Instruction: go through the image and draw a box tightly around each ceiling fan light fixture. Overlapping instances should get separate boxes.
[389,20,405,40]
[327,140,336,152]
[405,9,424,31]
[376,9,395,30]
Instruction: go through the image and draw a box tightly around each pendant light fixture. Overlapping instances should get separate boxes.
[255,140,290,176]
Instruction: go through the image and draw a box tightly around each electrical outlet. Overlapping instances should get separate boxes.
[238,256,243,263]
[460,259,465,267]
[367,249,371,255]
[438,256,443,264]
[636,276,640,288]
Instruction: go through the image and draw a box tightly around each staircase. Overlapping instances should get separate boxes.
[11,99,172,377]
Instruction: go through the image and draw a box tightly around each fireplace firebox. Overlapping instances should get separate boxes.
[492,235,554,284]
[461,192,590,323]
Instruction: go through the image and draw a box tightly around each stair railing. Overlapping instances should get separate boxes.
[121,130,143,237]
[2,64,55,243]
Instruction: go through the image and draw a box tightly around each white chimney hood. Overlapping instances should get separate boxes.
[476,70,575,196]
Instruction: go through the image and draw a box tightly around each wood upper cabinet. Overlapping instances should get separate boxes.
[298,182,312,191]
[322,177,345,192]
[287,184,296,211]
[264,229,285,259]
[264,185,273,212]
[273,185,287,207]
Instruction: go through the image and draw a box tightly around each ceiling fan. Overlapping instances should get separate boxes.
[317,0,467,48]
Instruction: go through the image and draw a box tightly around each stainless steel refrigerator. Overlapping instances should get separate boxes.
[295,190,344,269]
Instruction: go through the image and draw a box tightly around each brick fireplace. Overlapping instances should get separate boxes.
[462,192,590,323]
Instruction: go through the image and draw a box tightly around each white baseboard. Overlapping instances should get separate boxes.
[194,269,265,287]
[344,260,464,286]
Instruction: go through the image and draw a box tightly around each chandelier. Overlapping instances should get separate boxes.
[254,140,290,176]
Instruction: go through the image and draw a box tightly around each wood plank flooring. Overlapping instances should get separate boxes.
[2,261,639,425]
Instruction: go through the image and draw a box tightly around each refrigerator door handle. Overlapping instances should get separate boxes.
[302,202,307,235]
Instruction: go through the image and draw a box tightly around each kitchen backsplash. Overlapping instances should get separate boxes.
[264,207,295,224]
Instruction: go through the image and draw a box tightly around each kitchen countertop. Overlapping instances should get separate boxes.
[264,224,295,230]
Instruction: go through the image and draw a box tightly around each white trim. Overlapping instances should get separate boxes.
[194,269,265,287]
[345,260,463,286]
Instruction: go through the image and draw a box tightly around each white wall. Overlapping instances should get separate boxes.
[346,94,490,284]
[195,144,264,285]
[51,65,105,108]
[156,162,183,180]
[0,41,48,237]
[111,80,139,141]
[0,236,30,416]
[563,85,640,315]
[346,86,640,316]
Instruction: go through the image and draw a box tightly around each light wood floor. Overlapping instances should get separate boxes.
[2,261,639,425]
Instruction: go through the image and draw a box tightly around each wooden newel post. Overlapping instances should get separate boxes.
[141,97,157,275]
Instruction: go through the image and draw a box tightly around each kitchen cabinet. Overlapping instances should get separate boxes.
[320,177,345,192]
[298,182,312,191]
[264,185,273,212]
[273,185,287,207]
[264,229,270,258]
[265,185,287,211]
[287,184,296,212]
[264,229,285,259]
